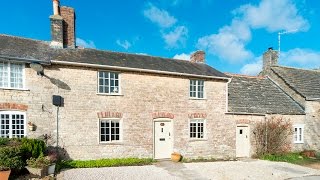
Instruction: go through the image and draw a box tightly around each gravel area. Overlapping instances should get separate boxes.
[58,160,320,180]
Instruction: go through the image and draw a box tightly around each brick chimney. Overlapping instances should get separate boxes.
[49,0,76,48]
[60,6,76,48]
[190,50,205,63]
[261,47,278,75]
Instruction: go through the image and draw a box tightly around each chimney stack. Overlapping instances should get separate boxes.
[190,50,205,63]
[261,47,278,75]
[49,0,76,48]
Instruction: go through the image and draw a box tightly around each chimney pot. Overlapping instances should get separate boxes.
[190,50,205,63]
[53,0,60,15]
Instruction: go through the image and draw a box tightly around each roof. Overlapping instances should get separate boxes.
[0,34,228,79]
[271,66,320,99]
[228,74,305,115]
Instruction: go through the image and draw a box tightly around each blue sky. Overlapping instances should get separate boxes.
[1,0,320,74]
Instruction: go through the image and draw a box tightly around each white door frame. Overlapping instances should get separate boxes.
[236,125,250,157]
[153,118,173,159]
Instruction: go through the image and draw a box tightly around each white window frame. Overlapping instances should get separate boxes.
[293,124,304,144]
[97,71,121,95]
[0,111,27,138]
[189,79,205,99]
[99,118,122,143]
[189,119,206,140]
[0,61,25,90]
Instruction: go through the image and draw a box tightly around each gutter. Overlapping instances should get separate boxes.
[51,60,231,81]
[0,55,51,65]
[306,97,320,101]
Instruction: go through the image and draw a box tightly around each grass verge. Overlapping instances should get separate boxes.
[261,153,320,165]
[57,158,155,171]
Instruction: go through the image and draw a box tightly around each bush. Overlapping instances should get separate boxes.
[20,138,46,159]
[57,158,155,171]
[27,156,51,168]
[0,137,9,146]
[0,138,46,172]
[254,116,293,156]
[0,146,24,171]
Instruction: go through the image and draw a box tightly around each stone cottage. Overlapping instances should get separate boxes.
[226,48,320,157]
[0,0,235,160]
[0,1,319,160]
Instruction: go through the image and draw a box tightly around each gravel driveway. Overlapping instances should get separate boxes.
[58,159,320,180]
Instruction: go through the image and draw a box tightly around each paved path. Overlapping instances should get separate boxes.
[58,160,320,180]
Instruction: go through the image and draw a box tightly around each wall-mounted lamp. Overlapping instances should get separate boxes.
[30,63,44,76]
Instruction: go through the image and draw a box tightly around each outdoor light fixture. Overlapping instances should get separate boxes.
[30,63,44,76]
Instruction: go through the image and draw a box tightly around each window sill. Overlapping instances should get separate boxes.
[189,98,207,100]
[189,138,208,142]
[0,87,29,91]
[294,142,304,144]
[96,93,124,96]
[99,141,123,145]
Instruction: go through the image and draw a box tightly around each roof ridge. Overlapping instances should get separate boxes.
[225,73,266,79]
[272,65,320,73]
[0,33,50,45]
[0,33,199,65]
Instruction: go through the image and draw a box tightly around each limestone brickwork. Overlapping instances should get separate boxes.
[0,64,235,160]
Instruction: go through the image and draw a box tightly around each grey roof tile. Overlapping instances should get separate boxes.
[228,75,305,115]
[271,66,320,99]
[0,34,228,78]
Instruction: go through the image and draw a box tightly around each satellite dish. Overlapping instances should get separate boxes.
[30,63,44,76]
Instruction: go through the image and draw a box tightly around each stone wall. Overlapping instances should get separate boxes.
[305,101,320,151]
[0,64,235,160]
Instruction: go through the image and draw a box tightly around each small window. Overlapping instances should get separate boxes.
[190,80,204,98]
[293,124,304,143]
[100,119,121,143]
[0,61,24,89]
[0,111,26,138]
[190,119,205,139]
[98,71,120,94]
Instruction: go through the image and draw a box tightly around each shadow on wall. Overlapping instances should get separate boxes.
[43,75,71,90]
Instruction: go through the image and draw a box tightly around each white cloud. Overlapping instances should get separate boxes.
[197,0,309,64]
[173,53,190,60]
[143,3,177,28]
[240,59,262,75]
[162,26,188,48]
[280,48,320,68]
[236,0,309,32]
[197,20,253,63]
[76,38,96,49]
[116,40,132,50]
[240,48,320,75]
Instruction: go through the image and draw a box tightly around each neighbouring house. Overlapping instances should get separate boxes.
[226,48,320,157]
[0,1,319,160]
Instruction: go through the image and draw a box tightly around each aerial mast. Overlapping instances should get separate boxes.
[278,29,298,59]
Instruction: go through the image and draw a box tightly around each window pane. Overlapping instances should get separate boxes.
[101,135,106,142]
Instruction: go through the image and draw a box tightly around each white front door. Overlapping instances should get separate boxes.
[236,126,250,157]
[154,121,173,159]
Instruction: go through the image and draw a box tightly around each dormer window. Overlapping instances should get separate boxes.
[98,71,120,94]
[0,61,25,89]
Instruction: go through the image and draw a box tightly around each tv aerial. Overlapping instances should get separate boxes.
[278,29,298,58]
